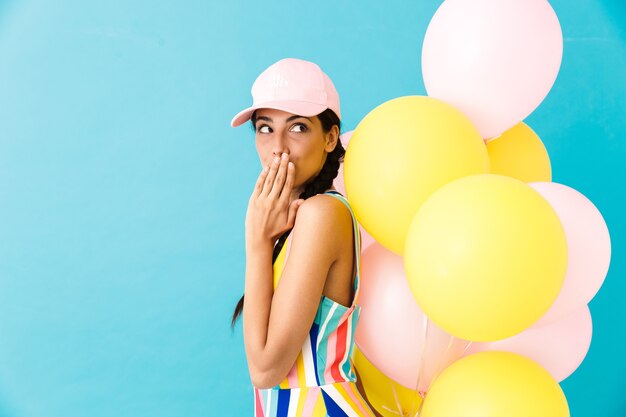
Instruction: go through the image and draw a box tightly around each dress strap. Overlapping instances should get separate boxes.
[322,190,362,305]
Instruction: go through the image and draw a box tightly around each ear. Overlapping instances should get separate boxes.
[324,125,340,153]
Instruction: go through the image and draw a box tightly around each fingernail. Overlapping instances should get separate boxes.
[273,156,280,164]
[281,152,288,160]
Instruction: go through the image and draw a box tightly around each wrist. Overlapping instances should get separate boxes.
[245,235,275,252]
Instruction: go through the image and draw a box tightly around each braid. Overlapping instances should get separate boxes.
[230,109,343,331]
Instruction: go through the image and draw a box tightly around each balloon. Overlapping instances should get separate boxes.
[355,243,423,389]
[422,0,563,139]
[486,122,552,182]
[344,96,490,255]
[333,130,375,251]
[355,243,470,391]
[404,174,568,342]
[529,182,612,326]
[352,346,422,417]
[420,351,570,417]
[467,305,592,382]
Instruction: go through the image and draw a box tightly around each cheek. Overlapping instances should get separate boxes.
[256,145,271,166]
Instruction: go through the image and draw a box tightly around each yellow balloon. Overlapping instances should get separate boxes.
[404,174,567,342]
[344,96,490,255]
[352,346,423,417]
[486,122,552,182]
[421,351,570,417]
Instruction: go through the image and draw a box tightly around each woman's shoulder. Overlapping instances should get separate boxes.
[293,194,353,256]
[295,193,353,234]
[290,194,353,261]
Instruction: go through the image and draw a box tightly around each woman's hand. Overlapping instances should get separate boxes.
[245,152,304,247]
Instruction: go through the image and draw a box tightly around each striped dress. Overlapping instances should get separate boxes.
[253,190,376,417]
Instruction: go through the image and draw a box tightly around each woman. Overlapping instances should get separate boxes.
[230,58,377,417]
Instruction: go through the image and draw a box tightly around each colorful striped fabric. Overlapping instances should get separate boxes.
[253,190,376,417]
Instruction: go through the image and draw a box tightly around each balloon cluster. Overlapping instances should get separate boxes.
[333,1,611,416]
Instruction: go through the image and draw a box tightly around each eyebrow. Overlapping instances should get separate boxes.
[255,115,313,123]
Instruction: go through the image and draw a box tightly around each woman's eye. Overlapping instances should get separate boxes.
[290,123,307,133]
[257,125,271,134]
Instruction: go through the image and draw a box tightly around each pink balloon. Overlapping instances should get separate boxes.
[422,0,563,139]
[467,305,592,382]
[355,243,470,392]
[334,130,375,250]
[528,182,611,326]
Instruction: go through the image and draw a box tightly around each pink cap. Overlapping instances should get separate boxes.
[230,58,341,127]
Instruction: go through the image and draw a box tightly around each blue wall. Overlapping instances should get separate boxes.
[0,1,623,415]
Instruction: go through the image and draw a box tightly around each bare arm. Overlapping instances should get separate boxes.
[243,153,301,388]
[243,237,275,386]
[244,195,347,388]
[243,152,351,388]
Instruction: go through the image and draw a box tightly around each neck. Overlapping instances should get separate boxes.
[291,187,304,202]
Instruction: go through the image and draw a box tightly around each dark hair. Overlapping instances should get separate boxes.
[230,108,344,330]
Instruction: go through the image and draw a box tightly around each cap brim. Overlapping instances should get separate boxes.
[230,100,329,127]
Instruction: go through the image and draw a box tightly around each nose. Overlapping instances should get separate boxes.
[271,131,289,159]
